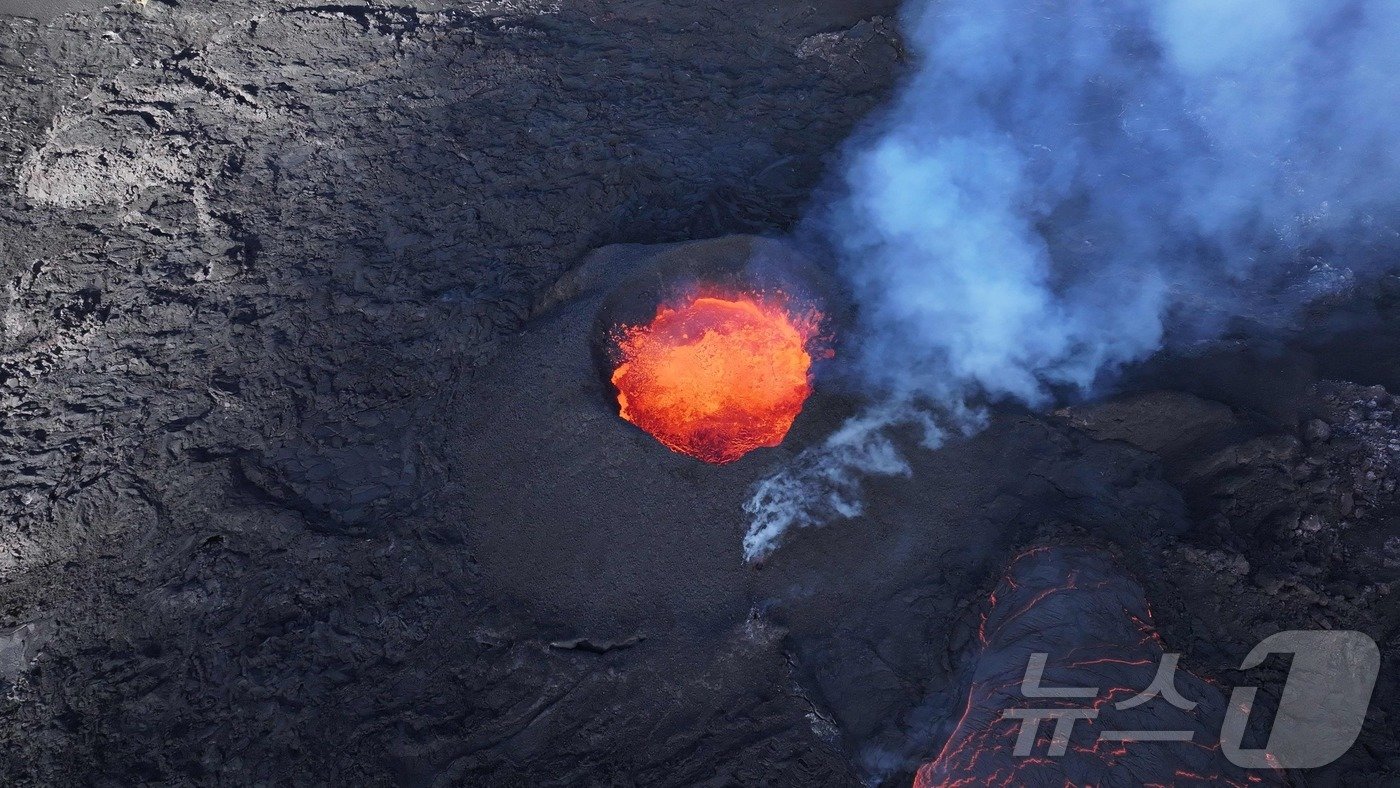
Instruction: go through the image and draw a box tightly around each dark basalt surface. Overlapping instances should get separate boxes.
[916,544,1287,787]
[1,2,1398,786]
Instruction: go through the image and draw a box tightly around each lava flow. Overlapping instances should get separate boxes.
[610,291,824,464]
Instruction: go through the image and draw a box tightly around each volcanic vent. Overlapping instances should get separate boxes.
[593,237,837,464]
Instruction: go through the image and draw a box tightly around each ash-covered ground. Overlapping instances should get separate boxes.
[0,1,1396,786]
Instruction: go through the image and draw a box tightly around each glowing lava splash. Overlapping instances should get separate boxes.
[611,291,824,464]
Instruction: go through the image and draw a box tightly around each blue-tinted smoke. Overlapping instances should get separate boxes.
[744,0,1400,560]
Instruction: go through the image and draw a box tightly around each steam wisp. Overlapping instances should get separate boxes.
[745,0,1400,560]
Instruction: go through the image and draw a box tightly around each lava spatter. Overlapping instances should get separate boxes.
[610,291,825,464]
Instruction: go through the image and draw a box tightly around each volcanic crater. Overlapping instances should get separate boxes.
[0,1,1397,787]
[592,236,841,464]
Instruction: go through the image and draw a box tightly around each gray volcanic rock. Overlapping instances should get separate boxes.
[433,235,1195,783]
[1,1,1399,786]
[916,545,1284,787]
[0,1,109,22]
[0,2,902,784]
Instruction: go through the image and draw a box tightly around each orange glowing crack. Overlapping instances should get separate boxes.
[611,292,824,464]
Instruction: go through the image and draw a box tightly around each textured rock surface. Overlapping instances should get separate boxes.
[1,2,1398,786]
[915,545,1286,787]
[0,2,902,783]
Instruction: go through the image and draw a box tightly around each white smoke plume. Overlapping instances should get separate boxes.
[744,0,1400,561]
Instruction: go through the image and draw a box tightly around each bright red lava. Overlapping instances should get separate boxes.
[610,291,824,464]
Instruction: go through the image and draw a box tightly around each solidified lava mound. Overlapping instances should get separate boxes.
[610,291,825,464]
[917,545,1286,788]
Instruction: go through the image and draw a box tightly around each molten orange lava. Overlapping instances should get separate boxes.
[611,292,823,464]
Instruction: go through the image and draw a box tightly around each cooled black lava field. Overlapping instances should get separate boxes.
[1,1,1397,786]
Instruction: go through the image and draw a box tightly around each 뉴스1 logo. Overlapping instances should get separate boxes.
[1003,630,1381,769]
